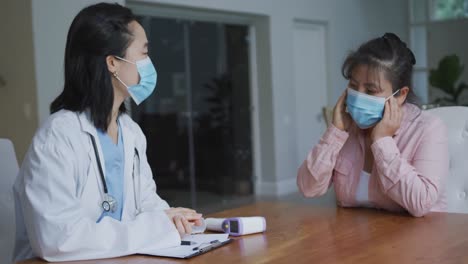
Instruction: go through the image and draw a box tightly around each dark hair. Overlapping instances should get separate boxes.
[342,32,419,106]
[50,3,136,131]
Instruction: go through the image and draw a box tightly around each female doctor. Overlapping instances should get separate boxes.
[13,3,202,262]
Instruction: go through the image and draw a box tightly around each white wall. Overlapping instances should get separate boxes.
[31,0,408,197]
[32,0,125,125]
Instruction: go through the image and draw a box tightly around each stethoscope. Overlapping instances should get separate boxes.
[89,134,141,214]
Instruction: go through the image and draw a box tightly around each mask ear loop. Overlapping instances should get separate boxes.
[113,56,138,88]
[114,56,136,65]
[113,71,130,89]
[385,89,401,102]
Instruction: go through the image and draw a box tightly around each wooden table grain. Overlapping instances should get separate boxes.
[19,202,468,264]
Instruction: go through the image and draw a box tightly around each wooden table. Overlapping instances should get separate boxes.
[19,202,468,264]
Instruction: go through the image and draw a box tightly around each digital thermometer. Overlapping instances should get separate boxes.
[205,217,266,236]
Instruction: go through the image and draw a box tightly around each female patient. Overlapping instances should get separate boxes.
[297,33,449,217]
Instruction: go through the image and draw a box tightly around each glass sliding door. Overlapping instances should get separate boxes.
[131,15,253,210]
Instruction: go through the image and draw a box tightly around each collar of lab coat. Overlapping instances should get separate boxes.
[76,110,136,146]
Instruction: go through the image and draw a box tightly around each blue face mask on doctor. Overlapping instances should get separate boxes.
[346,88,400,129]
[114,56,157,105]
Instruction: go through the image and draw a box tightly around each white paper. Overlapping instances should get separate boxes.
[147,234,230,258]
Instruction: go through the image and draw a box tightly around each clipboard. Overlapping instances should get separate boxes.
[146,234,233,259]
[183,238,233,259]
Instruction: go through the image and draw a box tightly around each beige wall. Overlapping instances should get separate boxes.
[0,0,38,163]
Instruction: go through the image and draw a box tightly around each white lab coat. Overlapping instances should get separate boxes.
[12,110,180,262]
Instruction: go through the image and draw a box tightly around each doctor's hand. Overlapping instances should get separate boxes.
[332,90,352,132]
[165,207,203,236]
[371,97,402,142]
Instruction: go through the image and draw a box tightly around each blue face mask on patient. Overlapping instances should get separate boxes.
[345,88,400,129]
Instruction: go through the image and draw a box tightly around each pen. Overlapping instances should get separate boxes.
[181,241,197,246]
[192,239,220,251]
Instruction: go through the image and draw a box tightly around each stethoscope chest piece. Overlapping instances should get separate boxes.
[102,193,117,212]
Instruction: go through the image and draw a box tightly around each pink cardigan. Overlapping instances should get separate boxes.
[297,104,449,217]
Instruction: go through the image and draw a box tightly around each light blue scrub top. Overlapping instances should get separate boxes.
[96,123,125,222]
